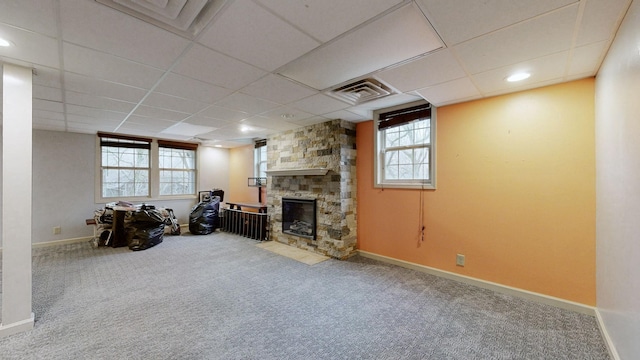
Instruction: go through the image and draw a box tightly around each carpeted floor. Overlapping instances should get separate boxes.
[0,232,609,359]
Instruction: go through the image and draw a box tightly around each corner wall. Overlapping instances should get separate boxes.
[357,79,596,305]
[595,0,640,357]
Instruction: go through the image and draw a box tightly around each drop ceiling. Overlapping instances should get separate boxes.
[0,0,631,147]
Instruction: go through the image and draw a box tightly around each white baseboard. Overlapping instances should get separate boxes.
[357,250,596,316]
[0,313,34,338]
[32,236,93,248]
[595,309,621,360]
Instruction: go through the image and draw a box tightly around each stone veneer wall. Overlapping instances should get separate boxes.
[267,119,357,259]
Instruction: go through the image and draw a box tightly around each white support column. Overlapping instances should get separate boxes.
[0,64,35,337]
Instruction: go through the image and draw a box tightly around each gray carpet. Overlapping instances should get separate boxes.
[0,233,609,359]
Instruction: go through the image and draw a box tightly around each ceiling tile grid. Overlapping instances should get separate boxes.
[0,0,632,146]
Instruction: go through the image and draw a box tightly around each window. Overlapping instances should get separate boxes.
[98,133,198,201]
[374,101,436,189]
[158,140,197,196]
[254,139,267,179]
[100,134,151,198]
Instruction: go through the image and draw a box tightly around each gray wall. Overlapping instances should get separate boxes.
[0,129,230,246]
[595,0,640,358]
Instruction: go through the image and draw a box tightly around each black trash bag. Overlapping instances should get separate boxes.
[126,209,165,251]
[189,197,220,235]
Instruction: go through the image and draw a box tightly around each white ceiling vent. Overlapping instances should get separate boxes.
[95,0,225,39]
[327,78,396,105]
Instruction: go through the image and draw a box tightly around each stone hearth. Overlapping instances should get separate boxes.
[266,119,356,259]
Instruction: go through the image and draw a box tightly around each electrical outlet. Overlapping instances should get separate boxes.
[456,254,465,267]
[53,226,61,235]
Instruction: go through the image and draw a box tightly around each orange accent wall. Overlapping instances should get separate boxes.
[356,79,596,305]
[228,144,267,205]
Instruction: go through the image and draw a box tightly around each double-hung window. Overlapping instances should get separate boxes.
[100,133,151,198]
[159,140,197,196]
[98,132,198,201]
[254,139,267,181]
[374,101,436,189]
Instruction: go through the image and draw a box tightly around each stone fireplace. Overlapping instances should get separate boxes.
[266,119,357,259]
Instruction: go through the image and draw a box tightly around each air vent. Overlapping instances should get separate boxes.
[96,0,224,39]
[327,78,396,105]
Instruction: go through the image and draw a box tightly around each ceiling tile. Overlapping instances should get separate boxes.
[349,93,423,112]
[33,99,64,113]
[255,0,402,43]
[198,0,320,71]
[161,122,216,137]
[287,116,330,127]
[375,49,467,92]
[33,109,65,121]
[416,0,577,45]
[259,106,314,123]
[64,72,147,103]
[32,66,62,89]
[240,74,318,104]
[415,77,481,106]
[65,91,136,113]
[290,94,349,115]
[0,23,60,68]
[214,93,281,115]
[34,85,63,102]
[454,5,579,74]
[0,0,57,36]
[471,51,568,94]
[569,41,608,76]
[242,115,303,132]
[66,104,128,121]
[173,44,267,90]
[322,109,369,122]
[132,105,190,122]
[184,115,231,128]
[577,0,631,46]
[155,72,233,103]
[63,43,164,89]
[198,105,251,122]
[483,78,562,98]
[60,0,190,69]
[122,115,178,131]
[278,3,443,90]
[142,92,209,114]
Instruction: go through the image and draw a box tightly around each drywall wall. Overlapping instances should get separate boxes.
[228,144,264,204]
[595,0,640,357]
[0,129,230,245]
[357,79,596,305]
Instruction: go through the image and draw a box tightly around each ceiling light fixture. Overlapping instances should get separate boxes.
[280,113,295,119]
[506,72,531,82]
[0,37,12,47]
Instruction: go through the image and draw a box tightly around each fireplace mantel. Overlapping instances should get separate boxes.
[265,168,329,176]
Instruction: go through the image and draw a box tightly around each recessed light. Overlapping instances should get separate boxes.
[506,72,531,82]
[280,113,295,119]
[0,38,12,47]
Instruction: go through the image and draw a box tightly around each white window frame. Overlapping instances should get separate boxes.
[254,141,267,179]
[373,100,437,190]
[158,145,197,196]
[95,134,199,203]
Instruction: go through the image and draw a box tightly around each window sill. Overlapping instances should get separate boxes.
[374,183,436,190]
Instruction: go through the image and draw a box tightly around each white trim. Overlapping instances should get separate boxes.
[0,312,34,338]
[0,236,92,252]
[373,100,437,190]
[595,309,621,360]
[357,250,595,315]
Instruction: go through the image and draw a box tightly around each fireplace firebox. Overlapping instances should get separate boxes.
[282,198,316,240]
